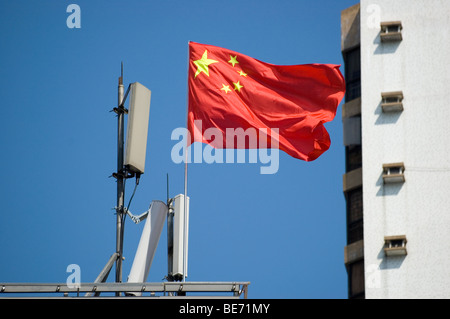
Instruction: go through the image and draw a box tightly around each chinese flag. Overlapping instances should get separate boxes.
[187,42,345,161]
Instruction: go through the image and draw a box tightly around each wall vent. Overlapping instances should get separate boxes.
[384,235,407,256]
[382,162,405,183]
[381,91,403,112]
[380,21,403,42]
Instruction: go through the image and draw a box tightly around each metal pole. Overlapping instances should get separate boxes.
[183,46,190,283]
[116,64,125,286]
[182,152,188,282]
[167,174,174,282]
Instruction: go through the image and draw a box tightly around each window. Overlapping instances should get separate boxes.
[348,259,365,298]
[382,162,405,183]
[343,116,361,146]
[384,235,407,256]
[381,91,404,112]
[347,188,363,224]
[380,21,403,42]
[348,219,363,244]
[346,145,362,172]
[346,187,363,244]
[343,47,361,101]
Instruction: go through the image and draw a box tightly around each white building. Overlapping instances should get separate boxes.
[342,0,450,299]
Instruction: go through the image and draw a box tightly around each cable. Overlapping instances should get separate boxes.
[122,173,140,227]
[119,174,140,246]
[126,173,140,212]
[118,174,139,260]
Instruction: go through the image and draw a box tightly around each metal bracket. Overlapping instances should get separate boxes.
[112,106,128,114]
[111,83,132,114]
[111,170,135,180]
[124,207,150,224]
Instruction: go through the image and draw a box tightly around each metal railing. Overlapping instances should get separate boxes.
[0,281,250,298]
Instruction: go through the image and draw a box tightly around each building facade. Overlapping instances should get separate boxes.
[341,0,450,299]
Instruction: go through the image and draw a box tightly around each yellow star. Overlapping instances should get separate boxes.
[220,84,231,94]
[194,50,218,78]
[228,55,239,67]
[233,81,243,92]
[237,70,247,77]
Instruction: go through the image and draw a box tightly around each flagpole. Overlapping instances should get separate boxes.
[182,41,190,283]
[183,156,188,282]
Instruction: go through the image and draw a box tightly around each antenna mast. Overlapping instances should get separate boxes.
[115,62,125,286]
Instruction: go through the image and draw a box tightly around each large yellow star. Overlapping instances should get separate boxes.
[194,50,218,78]
[228,55,239,67]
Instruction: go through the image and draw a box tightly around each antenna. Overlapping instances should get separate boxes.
[124,82,151,174]
[112,62,152,289]
[127,200,168,296]
[2,61,250,299]
[166,173,174,282]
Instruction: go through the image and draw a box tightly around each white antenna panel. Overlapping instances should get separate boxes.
[127,200,168,294]
[173,194,189,279]
[125,82,151,174]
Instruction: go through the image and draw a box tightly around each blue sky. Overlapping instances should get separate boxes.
[0,0,358,298]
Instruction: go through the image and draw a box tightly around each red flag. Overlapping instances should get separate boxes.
[187,41,345,161]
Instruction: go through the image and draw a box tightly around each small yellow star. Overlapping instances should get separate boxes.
[194,50,218,78]
[220,84,231,94]
[237,70,247,77]
[228,55,239,67]
[233,81,243,92]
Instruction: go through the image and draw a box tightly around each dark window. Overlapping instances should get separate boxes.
[346,187,363,244]
[348,259,365,298]
[347,219,363,244]
[347,82,361,102]
[346,145,362,172]
[343,47,361,101]
[347,188,363,223]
